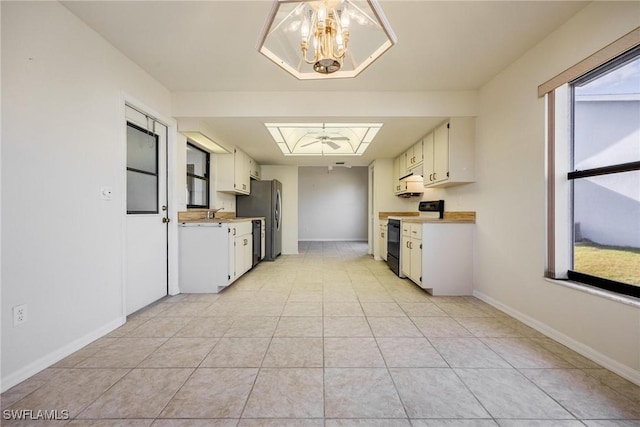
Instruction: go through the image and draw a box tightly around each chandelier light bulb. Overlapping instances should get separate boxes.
[336,33,344,50]
[340,6,349,29]
[317,3,327,22]
[300,18,310,39]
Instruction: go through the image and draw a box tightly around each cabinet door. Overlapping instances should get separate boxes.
[405,141,422,169]
[234,235,244,277]
[392,156,400,193]
[401,236,411,277]
[243,154,252,192]
[410,238,422,284]
[423,133,435,185]
[250,157,261,179]
[404,149,411,171]
[243,233,253,272]
[379,225,387,261]
[392,156,407,194]
[234,149,250,194]
[229,226,237,281]
[434,122,449,184]
[413,139,423,166]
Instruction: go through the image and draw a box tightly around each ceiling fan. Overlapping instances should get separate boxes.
[300,135,349,150]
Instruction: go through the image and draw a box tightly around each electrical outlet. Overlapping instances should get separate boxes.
[13,304,27,326]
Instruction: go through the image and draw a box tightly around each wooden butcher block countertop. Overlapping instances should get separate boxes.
[385,211,476,224]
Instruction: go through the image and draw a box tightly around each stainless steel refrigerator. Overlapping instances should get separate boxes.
[236,179,282,261]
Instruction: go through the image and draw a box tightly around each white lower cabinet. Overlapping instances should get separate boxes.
[379,220,388,261]
[231,221,253,281]
[401,222,422,285]
[399,221,474,295]
[421,223,474,295]
[179,220,255,293]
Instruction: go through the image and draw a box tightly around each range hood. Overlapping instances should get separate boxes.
[400,164,423,181]
[397,180,424,198]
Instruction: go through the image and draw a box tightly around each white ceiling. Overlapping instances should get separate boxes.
[62,0,587,166]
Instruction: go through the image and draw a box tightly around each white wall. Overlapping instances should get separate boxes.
[441,1,640,381]
[1,2,172,390]
[299,167,368,241]
[261,165,299,255]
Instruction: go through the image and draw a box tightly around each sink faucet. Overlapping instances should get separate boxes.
[207,207,223,219]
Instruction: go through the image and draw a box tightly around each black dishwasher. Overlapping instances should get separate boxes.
[387,219,401,276]
[251,220,261,268]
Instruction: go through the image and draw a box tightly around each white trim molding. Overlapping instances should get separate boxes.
[473,290,640,387]
[1,317,125,393]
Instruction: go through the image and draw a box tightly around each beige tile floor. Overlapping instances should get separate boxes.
[3,241,640,426]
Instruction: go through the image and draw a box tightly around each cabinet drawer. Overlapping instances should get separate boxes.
[402,223,411,237]
[231,221,252,236]
[410,223,422,239]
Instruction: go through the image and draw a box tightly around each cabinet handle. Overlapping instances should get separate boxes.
[433,173,437,181]
[233,229,236,236]
[409,241,413,249]
[244,238,248,245]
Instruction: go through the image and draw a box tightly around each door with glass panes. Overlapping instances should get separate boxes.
[125,105,169,315]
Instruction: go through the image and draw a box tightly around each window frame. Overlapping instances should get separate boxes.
[186,142,210,209]
[544,36,640,300]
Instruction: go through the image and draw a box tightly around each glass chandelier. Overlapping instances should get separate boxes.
[257,0,397,80]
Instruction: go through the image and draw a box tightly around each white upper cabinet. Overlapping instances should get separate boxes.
[423,117,475,188]
[393,155,408,195]
[423,132,435,183]
[433,122,449,184]
[404,139,423,171]
[249,157,261,180]
[217,147,251,195]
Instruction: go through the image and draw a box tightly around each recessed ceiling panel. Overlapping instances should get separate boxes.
[265,122,382,156]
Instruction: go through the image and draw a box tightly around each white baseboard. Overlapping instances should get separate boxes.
[1,316,126,393]
[472,290,640,387]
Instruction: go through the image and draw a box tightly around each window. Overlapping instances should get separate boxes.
[127,122,159,214]
[186,143,210,208]
[568,47,640,297]
[543,33,640,299]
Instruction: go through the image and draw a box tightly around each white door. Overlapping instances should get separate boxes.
[125,105,169,315]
